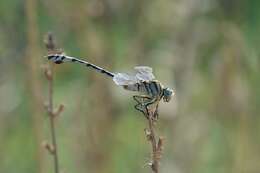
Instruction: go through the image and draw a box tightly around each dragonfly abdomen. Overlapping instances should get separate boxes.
[47,54,115,78]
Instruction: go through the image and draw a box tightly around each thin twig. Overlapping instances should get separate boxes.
[148,115,159,173]
[43,33,64,173]
[49,68,59,173]
[144,111,164,173]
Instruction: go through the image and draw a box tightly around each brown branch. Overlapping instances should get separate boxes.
[144,111,164,173]
[43,33,63,173]
[25,0,45,172]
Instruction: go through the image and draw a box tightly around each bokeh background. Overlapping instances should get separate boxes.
[0,0,260,173]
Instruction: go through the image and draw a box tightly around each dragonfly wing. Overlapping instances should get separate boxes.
[113,73,138,85]
[134,66,155,81]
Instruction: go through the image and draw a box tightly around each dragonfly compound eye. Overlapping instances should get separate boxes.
[163,88,173,102]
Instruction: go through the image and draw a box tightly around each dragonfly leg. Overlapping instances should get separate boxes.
[143,98,159,120]
[133,95,159,120]
[153,104,159,120]
[133,95,152,118]
[134,103,147,117]
[133,95,151,103]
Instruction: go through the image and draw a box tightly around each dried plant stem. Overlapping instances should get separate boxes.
[25,0,45,172]
[145,112,164,173]
[48,67,59,173]
[43,33,64,173]
[148,116,159,173]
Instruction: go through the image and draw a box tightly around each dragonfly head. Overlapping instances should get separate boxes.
[162,88,174,102]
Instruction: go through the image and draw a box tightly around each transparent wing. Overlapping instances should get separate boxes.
[113,73,138,85]
[134,66,155,81]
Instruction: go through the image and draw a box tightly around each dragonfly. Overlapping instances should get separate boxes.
[47,54,174,119]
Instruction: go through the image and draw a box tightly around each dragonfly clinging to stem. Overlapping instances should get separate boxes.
[47,54,174,119]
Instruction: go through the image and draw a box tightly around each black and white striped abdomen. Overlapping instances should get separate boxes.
[48,54,68,64]
[47,54,115,77]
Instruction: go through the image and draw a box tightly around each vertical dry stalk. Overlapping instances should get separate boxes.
[43,33,64,173]
[145,112,165,173]
[25,0,45,172]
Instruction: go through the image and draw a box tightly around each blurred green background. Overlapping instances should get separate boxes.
[0,0,260,173]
